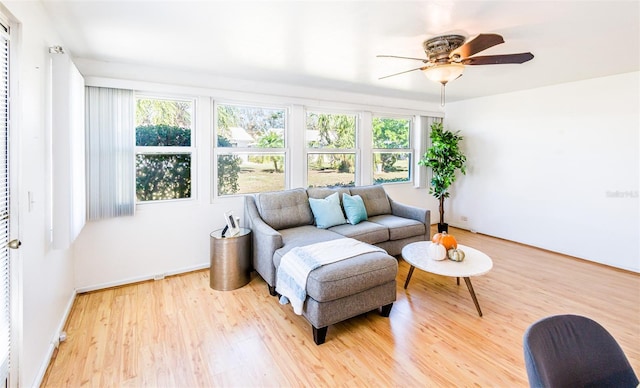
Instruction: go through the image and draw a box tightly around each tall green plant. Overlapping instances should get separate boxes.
[418,122,467,226]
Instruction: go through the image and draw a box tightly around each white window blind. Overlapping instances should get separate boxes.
[0,19,10,385]
[51,52,86,248]
[85,87,135,219]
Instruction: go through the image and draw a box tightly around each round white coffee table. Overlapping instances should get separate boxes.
[401,242,493,316]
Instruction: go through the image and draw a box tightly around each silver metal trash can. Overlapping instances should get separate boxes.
[209,227,252,290]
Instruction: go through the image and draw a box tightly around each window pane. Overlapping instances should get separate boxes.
[306,112,356,149]
[373,152,411,184]
[217,153,286,195]
[136,154,191,201]
[307,153,355,187]
[136,125,191,147]
[217,104,285,148]
[136,98,192,146]
[373,117,410,149]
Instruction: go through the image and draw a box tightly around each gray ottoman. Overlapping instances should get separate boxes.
[301,250,398,344]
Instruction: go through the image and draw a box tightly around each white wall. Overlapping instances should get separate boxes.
[2,1,77,386]
[445,72,639,272]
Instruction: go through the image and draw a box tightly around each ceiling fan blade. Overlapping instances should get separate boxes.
[377,54,428,63]
[378,66,427,80]
[461,52,534,65]
[455,33,505,58]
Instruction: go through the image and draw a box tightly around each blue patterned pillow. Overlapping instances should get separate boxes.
[342,193,368,225]
[309,192,347,229]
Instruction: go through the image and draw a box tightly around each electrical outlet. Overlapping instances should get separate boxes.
[461,216,468,222]
[153,273,166,281]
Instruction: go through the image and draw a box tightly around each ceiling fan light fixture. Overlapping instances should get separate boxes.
[422,63,464,85]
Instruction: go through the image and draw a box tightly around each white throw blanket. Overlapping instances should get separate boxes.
[276,238,385,315]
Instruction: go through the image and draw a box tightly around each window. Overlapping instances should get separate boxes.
[306,111,357,187]
[215,103,286,196]
[135,96,194,202]
[372,116,412,184]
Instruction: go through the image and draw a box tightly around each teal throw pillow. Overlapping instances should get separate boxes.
[342,193,368,225]
[309,192,347,229]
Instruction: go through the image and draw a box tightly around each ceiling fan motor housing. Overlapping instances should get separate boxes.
[423,34,466,63]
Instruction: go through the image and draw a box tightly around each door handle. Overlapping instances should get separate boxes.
[7,239,21,249]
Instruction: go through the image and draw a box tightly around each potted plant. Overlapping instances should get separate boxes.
[419,122,467,233]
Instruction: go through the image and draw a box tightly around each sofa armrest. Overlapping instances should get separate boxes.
[244,196,283,287]
[389,198,431,237]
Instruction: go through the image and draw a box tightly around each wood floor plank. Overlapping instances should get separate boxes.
[41,227,640,387]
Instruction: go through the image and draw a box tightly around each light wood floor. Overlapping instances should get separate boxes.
[42,227,640,387]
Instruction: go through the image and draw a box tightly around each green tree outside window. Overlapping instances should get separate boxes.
[135,98,193,202]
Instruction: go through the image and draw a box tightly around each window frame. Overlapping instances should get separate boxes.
[213,101,289,198]
[371,113,414,185]
[134,93,197,204]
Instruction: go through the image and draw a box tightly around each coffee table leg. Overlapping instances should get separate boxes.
[463,277,483,317]
[404,265,416,289]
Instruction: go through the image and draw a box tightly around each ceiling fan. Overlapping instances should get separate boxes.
[377,33,534,104]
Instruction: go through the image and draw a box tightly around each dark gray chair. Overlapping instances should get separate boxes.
[523,314,638,387]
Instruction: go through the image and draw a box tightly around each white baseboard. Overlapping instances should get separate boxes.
[32,287,76,387]
[75,262,210,293]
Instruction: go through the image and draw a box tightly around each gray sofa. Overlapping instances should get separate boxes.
[244,185,430,344]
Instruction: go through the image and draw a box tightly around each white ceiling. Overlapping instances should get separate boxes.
[41,0,640,103]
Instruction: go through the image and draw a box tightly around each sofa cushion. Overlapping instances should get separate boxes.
[368,214,426,241]
[306,251,397,303]
[328,221,389,245]
[254,188,314,230]
[309,192,346,229]
[342,193,368,225]
[349,185,391,216]
[273,226,343,268]
[307,187,351,205]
